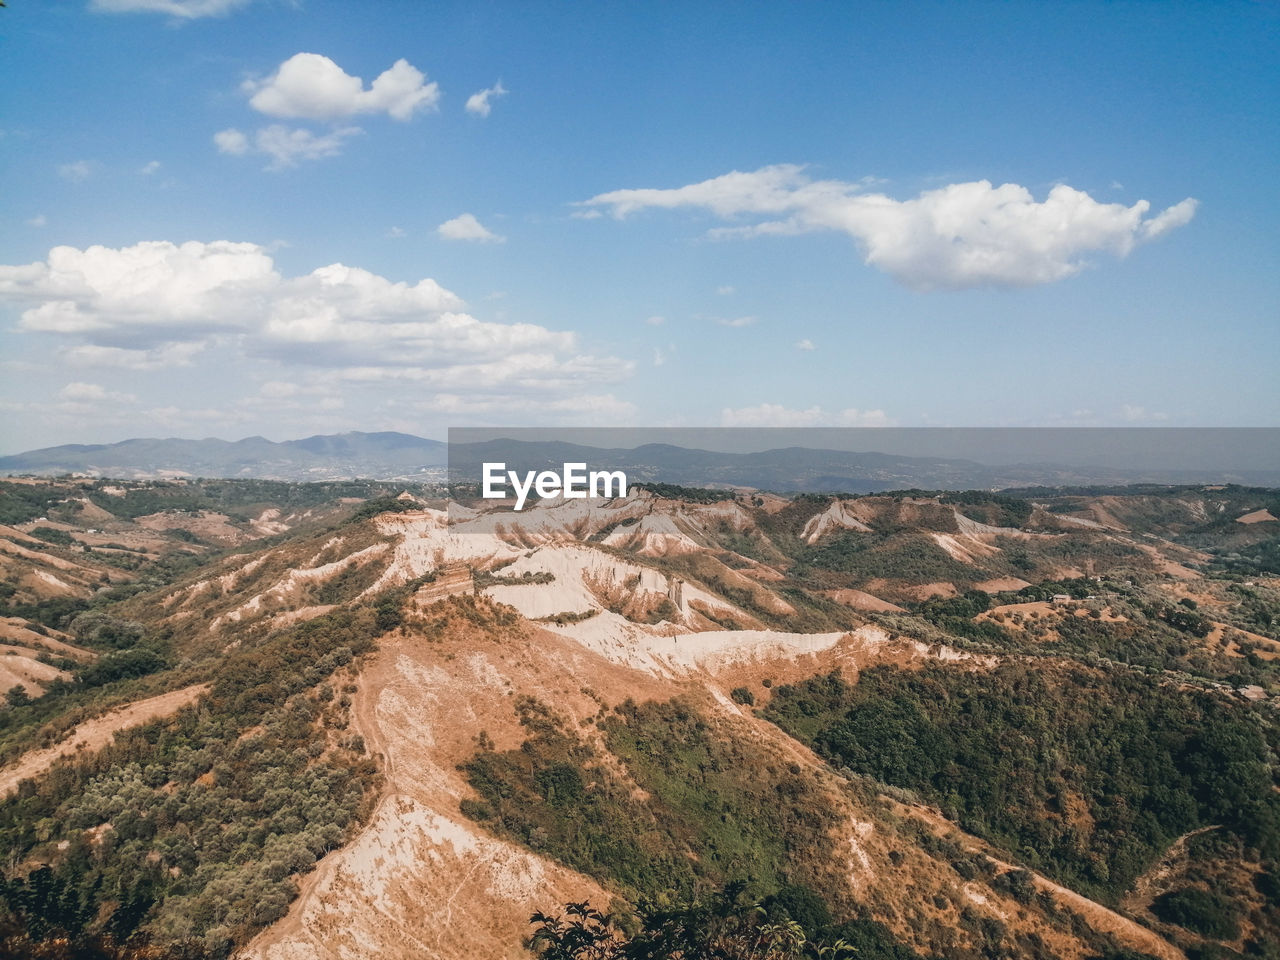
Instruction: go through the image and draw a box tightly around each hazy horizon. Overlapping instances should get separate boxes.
[6,427,1280,484]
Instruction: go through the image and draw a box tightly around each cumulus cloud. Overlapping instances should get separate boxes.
[795,338,814,351]
[0,240,278,342]
[581,165,1198,289]
[437,213,504,243]
[58,382,137,404]
[1,240,630,403]
[212,128,249,155]
[90,0,252,16]
[465,81,508,117]
[214,125,362,170]
[61,342,206,370]
[720,403,892,427]
[245,53,439,121]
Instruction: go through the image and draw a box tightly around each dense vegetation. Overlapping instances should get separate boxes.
[0,592,397,958]
[463,696,919,959]
[1151,887,1242,940]
[907,582,1280,687]
[765,664,1280,905]
[797,532,975,584]
[528,883,920,960]
[0,478,427,528]
[634,483,737,503]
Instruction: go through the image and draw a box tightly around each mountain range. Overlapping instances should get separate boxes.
[0,431,447,482]
[5,431,1280,490]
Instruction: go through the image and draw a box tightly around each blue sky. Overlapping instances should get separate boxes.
[1,0,1276,452]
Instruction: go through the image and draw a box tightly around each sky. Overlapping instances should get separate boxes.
[1,0,1277,453]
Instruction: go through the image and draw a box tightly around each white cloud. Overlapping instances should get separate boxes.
[835,408,893,427]
[1140,198,1199,240]
[465,81,508,117]
[795,338,814,351]
[57,382,137,404]
[333,351,629,389]
[437,213,504,243]
[1121,404,1169,422]
[645,315,665,326]
[716,285,735,295]
[716,315,757,327]
[258,380,300,398]
[0,240,278,341]
[720,403,892,427]
[256,125,361,168]
[90,0,252,17]
[582,165,1198,290]
[237,379,347,414]
[26,215,47,228]
[3,382,143,433]
[245,53,439,121]
[2,240,631,404]
[58,161,92,182]
[141,405,255,432]
[140,160,162,175]
[407,391,637,424]
[213,128,249,155]
[61,342,206,370]
[387,226,406,238]
[215,125,362,170]
[653,348,666,367]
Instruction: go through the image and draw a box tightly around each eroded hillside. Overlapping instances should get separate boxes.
[0,481,1277,959]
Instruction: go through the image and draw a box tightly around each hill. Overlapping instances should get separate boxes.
[0,432,447,482]
[8,431,1280,489]
[0,478,1276,959]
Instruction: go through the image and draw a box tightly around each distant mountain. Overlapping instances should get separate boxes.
[447,437,1280,492]
[5,431,1279,489]
[0,431,447,481]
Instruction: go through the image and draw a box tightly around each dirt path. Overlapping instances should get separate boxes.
[1124,826,1220,915]
[240,659,397,960]
[1022,866,1185,960]
[240,584,1189,960]
[0,683,209,796]
[240,631,620,960]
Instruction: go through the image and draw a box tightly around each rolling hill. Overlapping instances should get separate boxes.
[0,477,1276,959]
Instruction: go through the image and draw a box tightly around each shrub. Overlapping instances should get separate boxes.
[1151,887,1242,940]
